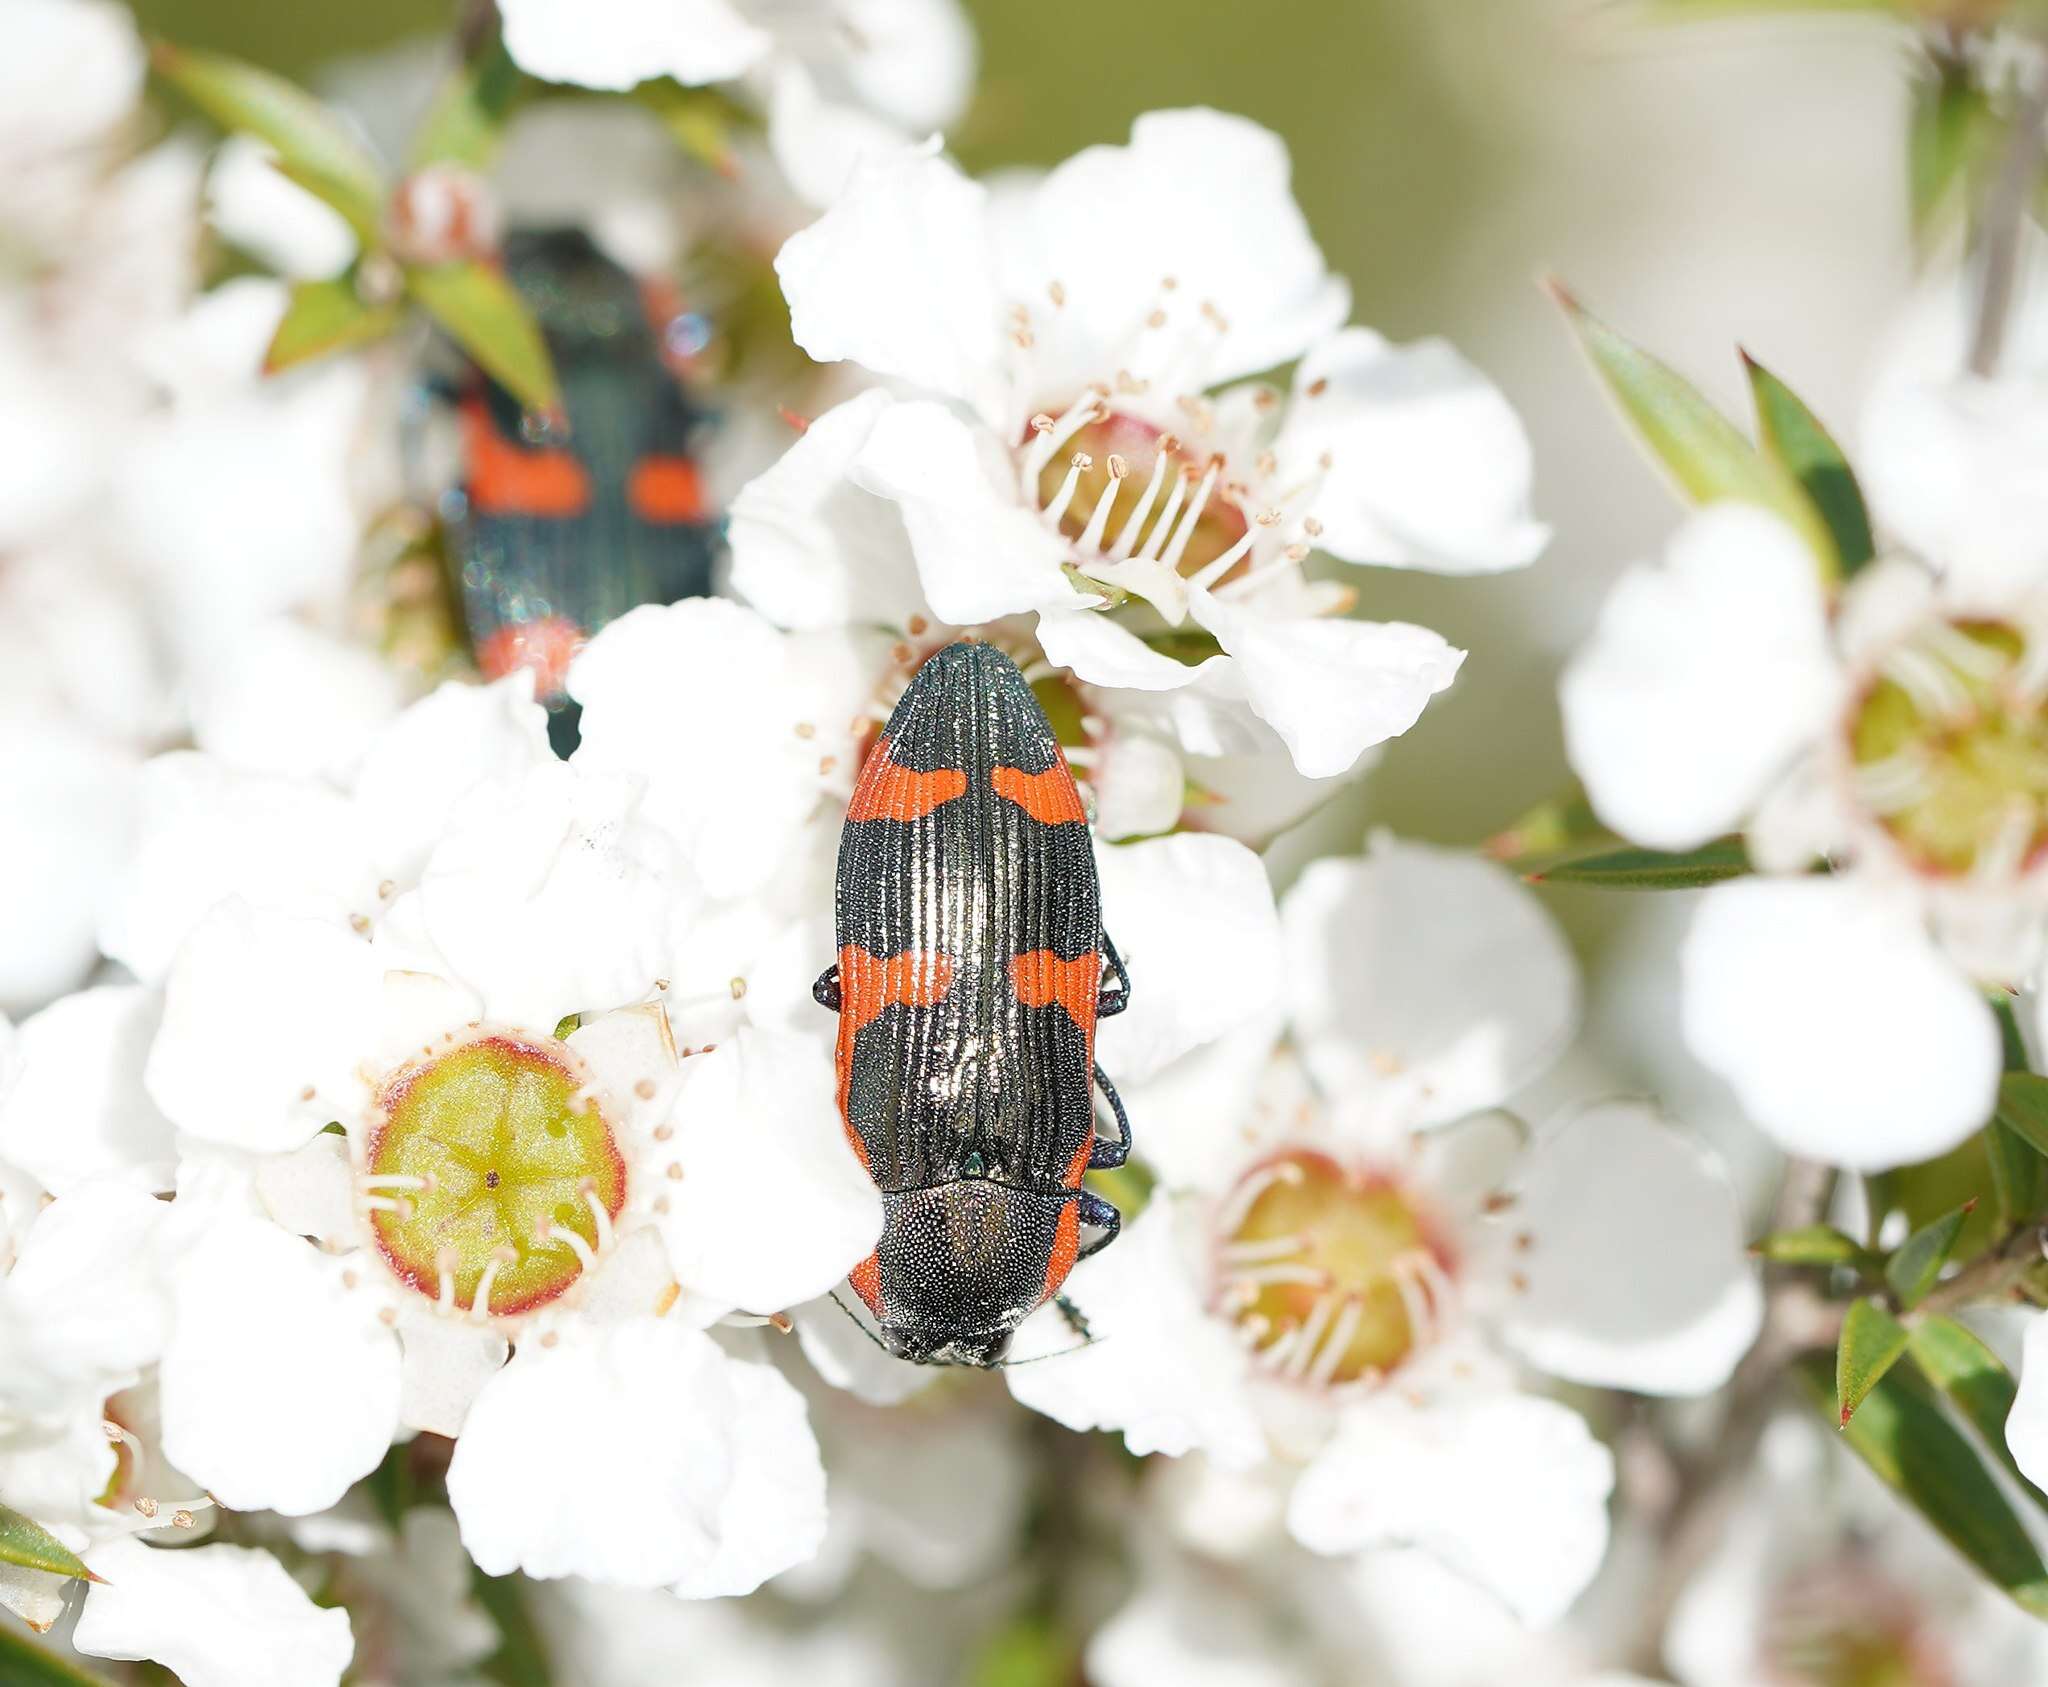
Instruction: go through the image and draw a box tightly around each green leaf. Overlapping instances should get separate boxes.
[1743,354,1875,574]
[411,33,525,172]
[1751,1223,1868,1267]
[1837,1298,1910,1426]
[631,81,751,173]
[408,261,560,414]
[1482,783,1617,870]
[150,43,386,244]
[264,277,405,374]
[1907,1315,2048,1502]
[0,1503,95,1582]
[1996,1073,2048,1160]
[1911,56,1997,245]
[1549,283,1839,577]
[1527,836,1749,890]
[1885,1200,1975,1309]
[1988,1118,2048,1229]
[1801,1351,2048,1617]
[0,1625,117,1686]
[966,1614,1076,1687]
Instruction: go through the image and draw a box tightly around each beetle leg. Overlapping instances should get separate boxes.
[1096,933,1131,1019]
[1053,1294,1094,1340]
[1076,1187,1122,1259]
[812,963,841,1012]
[1089,1065,1131,1170]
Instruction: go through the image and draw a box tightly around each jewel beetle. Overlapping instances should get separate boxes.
[442,227,721,753]
[815,640,1132,1367]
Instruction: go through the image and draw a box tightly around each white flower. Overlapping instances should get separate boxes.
[134,733,876,1589]
[0,0,146,244]
[992,841,1757,1625]
[730,111,1541,813]
[1674,1414,2048,1687]
[1561,496,2040,1169]
[496,0,976,207]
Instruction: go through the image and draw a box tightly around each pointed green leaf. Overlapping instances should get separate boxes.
[1907,1315,2048,1504]
[1996,1073,2048,1159]
[1988,1117,2048,1228]
[1549,284,1838,576]
[408,261,560,414]
[1750,1224,1868,1268]
[411,34,525,172]
[1802,1351,2048,1618]
[631,81,753,173]
[264,277,405,374]
[1743,354,1875,574]
[1837,1298,1910,1426]
[150,43,386,244]
[1911,57,1998,245]
[1528,837,1749,890]
[0,1626,117,1686]
[1885,1201,1976,1309]
[0,1503,93,1582]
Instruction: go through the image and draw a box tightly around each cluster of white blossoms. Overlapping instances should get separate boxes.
[13,0,2048,1680]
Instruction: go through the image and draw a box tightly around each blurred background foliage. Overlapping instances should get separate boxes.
[122,0,1921,1195]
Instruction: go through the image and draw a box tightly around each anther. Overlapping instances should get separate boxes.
[795,721,815,739]
[729,976,747,1000]
[635,1078,657,1101]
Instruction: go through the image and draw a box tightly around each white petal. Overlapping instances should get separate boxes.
[1091,729,1188,842]
[831,0,976,132]
[1005,1198,1267,1468]
[1018,109,1348,388]
[0,727,136,1012]
[1036,606,1219,693]
[350,675,554,885]
[77,1537,354,1687]
[653,1029,881,1313]
[1287,1389,1614,1626]
[1189,590,1463,779]
[205,135,357,281]
[0,985,175,1194]
[1681,877,2001,1169]
[103,752,378,984]
[396,1303,508,1439]
[777,145,1004,414]
[449,1317,825,1595]
[1278,328,1547,572]
[1498,1101,1761,1395]
[1284,841,1578,1127]
[253,1131,356,1243]
[726,390,924,630]
[1120,1015,1287,1193]
[0,1182,170,1412]
[159,1218,401,1515]
[790,1293,938,1406]
[569,598,875,900]
[849,400,1076,625]
[1088,1556,1317,1687]
[145,900,382,1154]
[766,61,921,211]
[419,765,688,1029]
[189,617,404,783]
[1095,833,1282,1085]
[2007,1315,2048,1493]
[1560,504,1839,851]
[497,0,770,91]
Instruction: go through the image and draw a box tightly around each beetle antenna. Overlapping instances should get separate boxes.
[997,1332,1104,1368]
[827,1289,894,1356]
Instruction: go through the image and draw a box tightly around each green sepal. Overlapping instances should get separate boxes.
[1482,783,1616,871]
[264,276,406,374]
[1526,837,1749,890]
[1884,1200,1975,1309]
[1742,353,1875,574]
[0,1504,96,1583]
[1802,1351,2048,1618]
[1548,282,1839,577]
[1836,1297,1910,1426]
[1750,1223,1869,1268]
[150,42,387,245]
[408,260,561,414]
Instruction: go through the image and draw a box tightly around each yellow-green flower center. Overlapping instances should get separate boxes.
[1765,1567,1951,1687]
[1850,619,2048,877]
[366,1032,626,1318]
[1029,407,1251,580]
[1215,1150,1450,1385]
